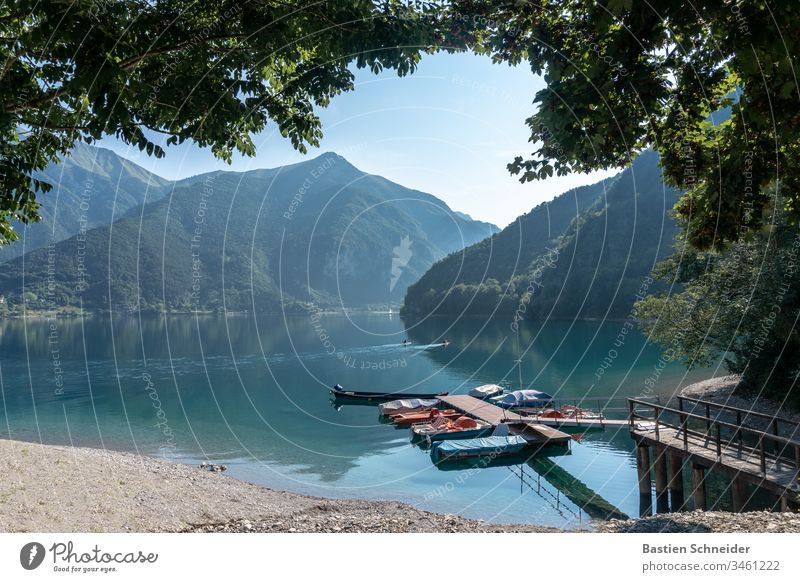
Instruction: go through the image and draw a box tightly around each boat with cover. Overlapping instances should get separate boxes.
[493,389,554,409]
[330,384,448,402]
[410,415,493,442]
[390,407,461,427]
[467,384,504,399]
[378,398,440,416]
[430,434,531,462]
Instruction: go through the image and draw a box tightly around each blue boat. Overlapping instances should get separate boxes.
[493,389,554,409]
[430,435,531,462]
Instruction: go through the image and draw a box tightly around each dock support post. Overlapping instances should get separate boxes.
[667,452,685,512]
[636,444,652,516]
[780,494,791,513]
[731,475,747,512]
[691,464,707,511]
[653,447,669,513]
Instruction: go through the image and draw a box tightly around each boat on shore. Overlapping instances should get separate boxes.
[330,384,448,403]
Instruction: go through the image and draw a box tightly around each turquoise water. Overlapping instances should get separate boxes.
[0,313,729,528]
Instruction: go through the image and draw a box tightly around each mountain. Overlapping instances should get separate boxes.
[0,142,171,263]
[402,150,681,320]
[0,153,497,312]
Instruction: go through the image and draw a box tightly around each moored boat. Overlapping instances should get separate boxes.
[410,415,493,442]
[330,384,448,403]
[467,384,504,399]
[378,398,440,416]
[390,407,461,427]
[535,405,603,420]
[430,435,531,462]
[493,389,554,409]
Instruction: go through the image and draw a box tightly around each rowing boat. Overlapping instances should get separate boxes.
[330,384,448,403]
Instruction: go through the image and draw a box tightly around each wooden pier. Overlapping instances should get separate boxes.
[438,394,571,445]
[628,397,800,515]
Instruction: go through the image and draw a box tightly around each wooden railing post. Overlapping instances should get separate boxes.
[705,402,711,434]
[629,399,635,429]
[715,422,722,460]
[772,419,780,455]
[681,411,688,450]
[759,437,767,476]
[655,407,660,442]
[736,410,743,450]
[795,445,800,482]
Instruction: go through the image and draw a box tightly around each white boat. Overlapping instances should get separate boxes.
[378,398,439,416]
[468,384,504,399]
[411,416,493,441]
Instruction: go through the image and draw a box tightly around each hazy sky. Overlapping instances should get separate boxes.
[100,52,616,228]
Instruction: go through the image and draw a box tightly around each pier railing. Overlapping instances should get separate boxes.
[677,395,800,444]
[628,397,800,480]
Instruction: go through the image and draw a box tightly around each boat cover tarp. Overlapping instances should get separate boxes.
[432,435,528,457]
[496,389,554,408]
[378,398,439,415]
[468,384,504,399]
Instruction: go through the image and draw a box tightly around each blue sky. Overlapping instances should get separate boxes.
[100,52,615,228]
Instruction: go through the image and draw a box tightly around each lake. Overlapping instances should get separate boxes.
[0,312,740,528]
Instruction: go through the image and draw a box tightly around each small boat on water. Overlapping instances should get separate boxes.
[493,389,554,409]
[330,384,448,403]
[411,415,493,442]
[391,407,461,427]
[378,398,439,416]
[430,435,532,462]
[468,384,504,400]
[535,405,603,420]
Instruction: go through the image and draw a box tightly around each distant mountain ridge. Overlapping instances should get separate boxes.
[0,149,497,312]
[0,142,171,263]
[402,151,680,320]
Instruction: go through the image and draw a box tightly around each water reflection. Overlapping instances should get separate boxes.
[0,313,726,525]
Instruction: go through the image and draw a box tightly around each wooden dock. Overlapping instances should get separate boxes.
[524,415,631,429]
[438,394,571,445]
[628,397,800,514]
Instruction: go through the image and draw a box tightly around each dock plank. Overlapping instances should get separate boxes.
[439,395,571,445]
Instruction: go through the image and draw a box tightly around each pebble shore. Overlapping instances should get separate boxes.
[2,375,797,533]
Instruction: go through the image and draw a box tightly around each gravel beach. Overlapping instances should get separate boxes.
[2,376,798,534]
[0,439,555,533]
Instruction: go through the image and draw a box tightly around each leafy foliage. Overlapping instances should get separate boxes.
[0,0,441,243]
[635,198,800,404]
[446,0,800,249]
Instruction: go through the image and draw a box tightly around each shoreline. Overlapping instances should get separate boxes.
[0,438,558,533]
[3,375,799,533]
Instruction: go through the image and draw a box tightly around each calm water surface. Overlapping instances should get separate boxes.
[0,313,736,528]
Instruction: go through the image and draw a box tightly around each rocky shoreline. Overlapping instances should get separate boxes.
[0,439,556,533]
[2,375,798,533]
